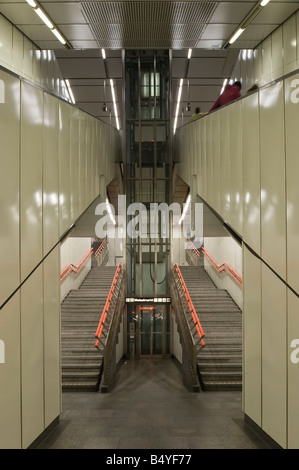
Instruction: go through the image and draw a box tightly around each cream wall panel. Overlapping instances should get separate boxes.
[43,93,59,256]
[21,266,44,449]
[284,73,299,294]
[0,294,21,449]
[43,247,61,428]
[20,82,43,283]
[259,82,286,281]
[254,46,262,86]
[262,263,287,448]
[23,37,33,80]
[242,92,260,255]
[205,114,213,206]
[70,107,80,222]
[287,289,299,449]
[79,111,87,214]
[200,119,206,200]
[59,100,71,237]
[243,246,262,427]
[283,15,297,75]
[229,101,242,236]
[0,15,12,68]
[12,27,23,74]
[32,49,41,86]
[271,27,283,82]
[297,12,299,68]
[86,115,92,206]
[219,106,230,223]
[0,71,20,306]
[211,112,220,213]
[262,36,272,85]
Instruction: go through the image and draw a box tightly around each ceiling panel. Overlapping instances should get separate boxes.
[0,0,298,131]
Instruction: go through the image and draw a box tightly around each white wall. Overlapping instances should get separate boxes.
[60,237,93,302]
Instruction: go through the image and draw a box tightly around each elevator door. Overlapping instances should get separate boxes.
[139,305,164,356]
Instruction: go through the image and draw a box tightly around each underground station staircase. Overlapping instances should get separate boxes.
[179,264,242,391]
[61,265,117,391]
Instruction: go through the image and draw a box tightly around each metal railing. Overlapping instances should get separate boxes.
[94,238,109,267]
[171,264,205,391]
[60,248,94,281]
[201,246,243,287]
[94,263,126,392]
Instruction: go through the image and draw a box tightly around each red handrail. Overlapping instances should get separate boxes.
[95,263,123,347]
[174,264,205,348]
[60,248,94,281]
[201,247,243,287]
[94,238,108,258]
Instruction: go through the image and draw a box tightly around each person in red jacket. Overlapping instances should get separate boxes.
[209,81,242,112]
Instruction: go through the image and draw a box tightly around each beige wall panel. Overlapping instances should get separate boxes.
[283,15,297,75]
[211,112,220,213]
[297,12,299,68]
[79,111,87,214]
[0,294,21,449]
[262,263,287,448]
[229,101,242,236]
[23,37,33,81]
[205,115,212,206]
[271,27,283,81]
[86,115,92,207]
[243,246,262,427]
[199,120,206,199]
[70,107,80,223]
[0,15,12,68]
[284,73,299,294]
[254,46,262,86]
[21,266,44,449]
[242,92,260,255]
[43,247,61,428]
[59,100,71,237]
[43,93,59,256]
[12,27,23,74]
[219,106,230,223]
[287,289,299,449]
[262,36,272,85]
[32,49,41,86]
[0,71,20,306]
[260,82,286,281]
[20,82,43,283]
[91,118,97,200]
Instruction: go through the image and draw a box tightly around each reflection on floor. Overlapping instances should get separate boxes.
[36,358,273,449]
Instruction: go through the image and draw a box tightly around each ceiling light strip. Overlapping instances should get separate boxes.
[173,78,183,134]
[223,0,271,48]
[25,0,70,48]
[110,79,120,131]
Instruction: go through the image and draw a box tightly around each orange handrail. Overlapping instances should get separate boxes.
[95,263,123,347]
[94,238,108,258]
[201,247,243,287]
[60,248,94,281]
[186,238,201,258]
[174,264,205,347]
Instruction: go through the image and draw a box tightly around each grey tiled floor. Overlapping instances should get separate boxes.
[36,358,273,450]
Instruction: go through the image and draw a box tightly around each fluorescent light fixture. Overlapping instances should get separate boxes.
[110,79,120,131]
[229,28,245,44]
[220,78,228,94]
[187,49,192,59]
[179,194,191,225]
[173,78,183,134]
[65,80,75,104]
[102,49,106,60]
[260,0,270,6]
[52,29,66,45]
[35,7,54,29]
[26,0,37,7]
[106,198,116,225]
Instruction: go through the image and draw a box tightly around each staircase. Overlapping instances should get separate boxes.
[179,264,242,391]
[61,265,117,391]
